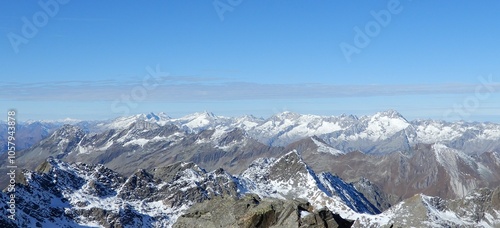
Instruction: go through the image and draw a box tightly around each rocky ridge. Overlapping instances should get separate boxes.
[173,194,354,228]
[1,152,377,227]
[2,151,498,227]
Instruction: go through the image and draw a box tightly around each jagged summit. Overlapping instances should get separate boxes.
[271,111,302,120]
[281,149,303,160]
[185,110,217,119]
[145,112,170,121]
[374,109,406,119]
[52,124,85,136]
[240,150,381,217]
[337,113,359,121]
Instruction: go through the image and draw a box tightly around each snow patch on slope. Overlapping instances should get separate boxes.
[432,144,478,197]
[311,137,344,155]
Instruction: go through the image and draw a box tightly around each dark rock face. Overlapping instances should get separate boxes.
[300,208,355,228]
[118,169,157,200]
[73,206,151,228]
[315,208,354,228]
[492,187,500,211]
[152,162,204,183]
[268,150,310,183]
[351,177,398,212]
[173,194,353,228]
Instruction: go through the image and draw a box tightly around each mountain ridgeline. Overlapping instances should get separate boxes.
[1,111,500,227]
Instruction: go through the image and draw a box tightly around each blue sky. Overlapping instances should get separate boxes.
[1,0,500,121]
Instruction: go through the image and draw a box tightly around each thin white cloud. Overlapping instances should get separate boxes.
[2,79,500,102]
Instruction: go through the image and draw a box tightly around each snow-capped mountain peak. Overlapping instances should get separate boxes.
[310,136,344,156]
[239,150,379,218]
[363,110,411,140]
[374,109,405,119]
[271,111,302,120]
[145,112,170,121]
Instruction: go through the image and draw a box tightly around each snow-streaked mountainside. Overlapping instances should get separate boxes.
[97,110,500,155]
[0,152,373,227]
[2,151,498,227]
[355,188,500,227]
[6,110,500,155]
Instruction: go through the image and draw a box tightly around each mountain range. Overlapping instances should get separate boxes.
[4,110,500,154]
[2,151,499,227]
[1,110,500,227]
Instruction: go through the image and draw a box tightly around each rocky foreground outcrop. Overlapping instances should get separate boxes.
[174,194,353,228]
